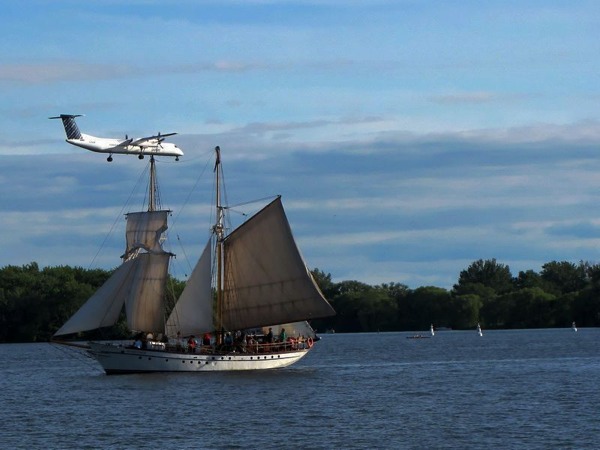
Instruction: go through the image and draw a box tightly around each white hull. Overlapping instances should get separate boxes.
[88,342,309,374]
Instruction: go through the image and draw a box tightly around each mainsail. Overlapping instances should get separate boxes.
[220,197,335,331]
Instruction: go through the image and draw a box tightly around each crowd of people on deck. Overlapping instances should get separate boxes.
[131,327,313,354]
[131,331,168,350]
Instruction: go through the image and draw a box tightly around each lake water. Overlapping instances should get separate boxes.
[1,328,598,449]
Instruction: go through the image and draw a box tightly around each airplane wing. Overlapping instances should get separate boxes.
[129,132,177,146]
[117,138,133,146]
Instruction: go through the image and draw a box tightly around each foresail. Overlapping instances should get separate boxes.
[53,259,140,336]
[222,197,335,331]
[55,157,175,338]
[165,239,214,337]
[125,252,171,332]
[124,210,169,257]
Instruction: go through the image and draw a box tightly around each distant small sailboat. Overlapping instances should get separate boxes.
[572,321,578,332]
[476,323,483,336]
[430,324,435,337]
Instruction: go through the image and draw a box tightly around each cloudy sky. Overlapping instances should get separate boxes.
[2,0,600,288]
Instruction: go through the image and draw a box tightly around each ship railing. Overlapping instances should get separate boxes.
[149,337,311,355]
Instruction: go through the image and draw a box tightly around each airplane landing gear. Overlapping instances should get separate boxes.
[138,154,144,159]
[107,155,113,162]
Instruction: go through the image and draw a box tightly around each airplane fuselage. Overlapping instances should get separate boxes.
[66,133,183,158]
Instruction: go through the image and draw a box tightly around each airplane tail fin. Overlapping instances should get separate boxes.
[49,114,83,140]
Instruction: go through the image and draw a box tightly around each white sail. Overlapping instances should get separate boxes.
[54,252,171,336]
[165,239,213,336]
[221,197,335,331]
[54,258,140,336]
[124,210,169,257]
[125,252,171,332]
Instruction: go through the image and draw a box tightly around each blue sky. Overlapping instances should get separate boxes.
[1,0,600,288]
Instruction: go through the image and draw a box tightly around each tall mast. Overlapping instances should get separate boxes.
[148,156,156,212]
[213,146,224,339]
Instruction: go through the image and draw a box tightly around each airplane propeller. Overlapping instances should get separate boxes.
[155,132,177,149]
[156,132,176,144]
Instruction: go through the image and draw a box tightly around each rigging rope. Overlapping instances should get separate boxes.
[87,160,150,270]
[169,149,214,274]
[48,342,100,370]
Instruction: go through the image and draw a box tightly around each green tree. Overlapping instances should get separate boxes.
[570,263,600,326]
[500,287,557,328]
[454,259,514,295]
[540,261,587,295]
[356,287,398,332]
[515,269,554,292]
[480,292,512,328]
[403,286,451,331]
[0,263,44,341]
[553,292,577,327]
[325,280,373,332]
[311,268,337,299]
[448,294,481,329]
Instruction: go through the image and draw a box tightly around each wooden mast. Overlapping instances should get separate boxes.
[214,146,224,343]
[148,156,156,212]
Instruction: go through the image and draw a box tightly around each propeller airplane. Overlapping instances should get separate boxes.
[49,114,183,162]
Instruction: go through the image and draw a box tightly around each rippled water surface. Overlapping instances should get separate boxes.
[1,328,598,449]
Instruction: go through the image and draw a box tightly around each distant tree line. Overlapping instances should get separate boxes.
[0,259,598,342]
[311,259,600,333]
[0,262,184,343]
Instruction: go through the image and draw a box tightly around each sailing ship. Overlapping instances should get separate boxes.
[53,147,335,374]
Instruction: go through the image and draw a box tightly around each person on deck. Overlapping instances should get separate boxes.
[176,331,185,351]
[249,334,258,353]
[224,332,233,350]
[279,328,287,350]
[188,335,197,353]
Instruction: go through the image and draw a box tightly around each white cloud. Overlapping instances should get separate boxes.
[5,121,600,288]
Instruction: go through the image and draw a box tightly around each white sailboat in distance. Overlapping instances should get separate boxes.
[53,147,336,374]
